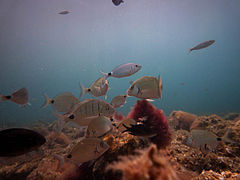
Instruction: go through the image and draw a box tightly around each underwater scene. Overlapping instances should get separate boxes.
[0,0,240,179]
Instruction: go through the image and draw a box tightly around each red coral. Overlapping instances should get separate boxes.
[127,100,171,149]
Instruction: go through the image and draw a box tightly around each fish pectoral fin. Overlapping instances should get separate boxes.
[19,102,31,108]
[94,147,100,154]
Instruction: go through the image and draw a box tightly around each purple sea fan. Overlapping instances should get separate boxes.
[127,100,171,149]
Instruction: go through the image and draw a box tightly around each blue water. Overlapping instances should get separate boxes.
[0,0,240,127]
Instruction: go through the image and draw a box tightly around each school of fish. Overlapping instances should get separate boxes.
[3,57,232,164]
[0,0,220,167]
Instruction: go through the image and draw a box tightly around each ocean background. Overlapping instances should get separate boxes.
[0,0,239,127]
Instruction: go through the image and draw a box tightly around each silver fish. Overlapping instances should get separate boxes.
[100,63,142,79]
[127,75,162,100]
[41,92,80,113]
[110,94,127,108]
[67,138,109,164]
[0,88,30,106]
[189,40,215,53]
[57,99,115,126]
[183,129,232,152]
[80,76,109,99]
[86,116,113,138]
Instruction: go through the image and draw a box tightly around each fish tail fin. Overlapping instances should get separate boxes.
[188,49,192,54]
[41,93,52,108]
[79,83,88,98]
[53,154,65,171]
[0,95,4,102]
[0,95,8,102]
[221,128,235,144]
[100,70,109,79]
[158,75,163,98]
[53,112,67,133]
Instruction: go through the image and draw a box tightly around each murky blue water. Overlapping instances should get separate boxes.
[0,0,240,126]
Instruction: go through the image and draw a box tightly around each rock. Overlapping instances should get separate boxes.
[169,111,198,131]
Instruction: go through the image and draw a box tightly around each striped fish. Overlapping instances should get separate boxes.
[56,99,115,126]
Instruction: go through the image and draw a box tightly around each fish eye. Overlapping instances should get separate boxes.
[69,114,75,119]
[130,86,134,90]
[67,154,72,159]
[123,95,126,98]
[135,65,138,67]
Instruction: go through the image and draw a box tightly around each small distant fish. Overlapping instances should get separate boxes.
[0,128,46,157]
[110,94,127,108]
[100,63,142,79]
[180,82,184,86]
[67,138,109,164]
[86,116,113,138]
[59,10,69,15]
[56,99,115,127]
[112,0,124,6]
[41,92,80,113]
[80,77,109,99]
[183,129,232,152]
[127,75,163,100]
[0,88,30,106]
[189,40,215,53]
